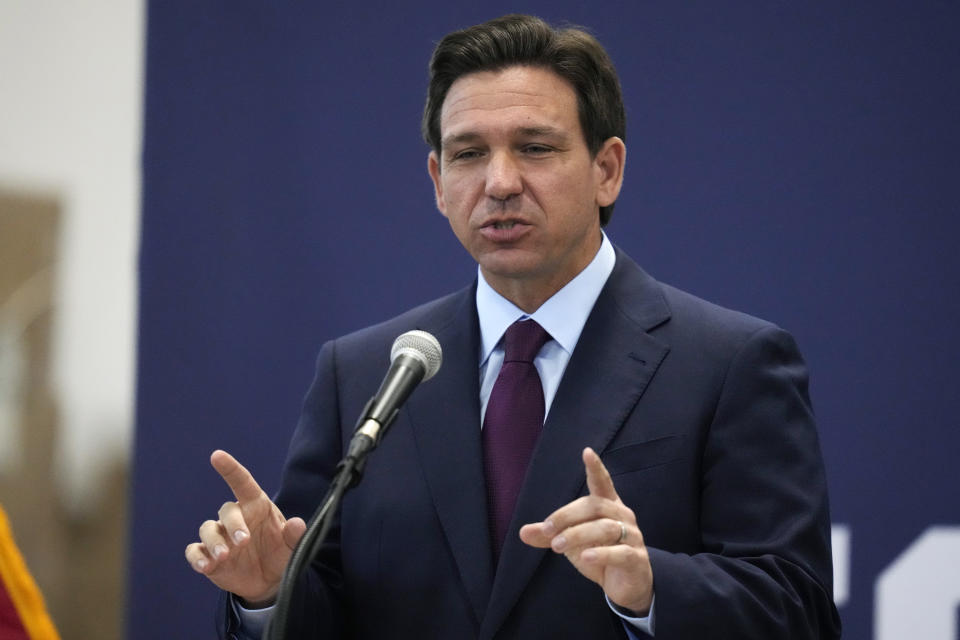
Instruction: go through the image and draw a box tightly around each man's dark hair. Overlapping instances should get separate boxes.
[422,14,626,227]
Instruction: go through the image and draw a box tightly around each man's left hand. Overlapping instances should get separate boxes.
[519,447,653,616]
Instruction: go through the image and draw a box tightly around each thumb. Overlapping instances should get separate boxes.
[282,517,307,550]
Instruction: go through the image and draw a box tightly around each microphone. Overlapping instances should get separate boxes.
[351,330,442,450]
[267,330,442,639]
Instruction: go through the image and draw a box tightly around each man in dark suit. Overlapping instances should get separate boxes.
[185,14,841,638]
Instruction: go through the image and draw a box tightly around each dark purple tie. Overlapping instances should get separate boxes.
[482,319,552,557]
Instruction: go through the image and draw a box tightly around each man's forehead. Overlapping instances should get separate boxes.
[443,85,555,112]
[442,66,575,108]
[439,67,579,140]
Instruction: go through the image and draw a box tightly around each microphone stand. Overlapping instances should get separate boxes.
[263,397,395,640]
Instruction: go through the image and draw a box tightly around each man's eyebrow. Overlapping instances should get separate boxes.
[440,127,569,149]
[440,132,483,149]
[515,126,567,141]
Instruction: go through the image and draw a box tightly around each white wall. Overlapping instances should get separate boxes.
[0,0,143,510]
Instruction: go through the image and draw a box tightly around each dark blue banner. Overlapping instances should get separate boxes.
[133,3,960,638]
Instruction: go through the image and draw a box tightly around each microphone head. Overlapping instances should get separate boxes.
[390,330,443,381]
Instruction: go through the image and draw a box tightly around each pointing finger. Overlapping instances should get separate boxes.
[583,447,619,501]
[210,450,263,504]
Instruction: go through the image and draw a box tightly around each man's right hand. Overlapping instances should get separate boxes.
[184,450,306,607]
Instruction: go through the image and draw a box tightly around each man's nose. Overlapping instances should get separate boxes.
[484,151,523,200]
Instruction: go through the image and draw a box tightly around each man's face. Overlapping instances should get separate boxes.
[428,66,624,311]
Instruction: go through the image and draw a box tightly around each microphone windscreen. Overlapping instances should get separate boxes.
[390,330,442,381]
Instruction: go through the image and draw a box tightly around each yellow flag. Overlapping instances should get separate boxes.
[0,505,60,640]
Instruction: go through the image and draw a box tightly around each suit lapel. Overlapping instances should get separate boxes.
[480,250,671,638]
[404,284,494,624]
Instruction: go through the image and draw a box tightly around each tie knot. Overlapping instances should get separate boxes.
[502,319,551,363]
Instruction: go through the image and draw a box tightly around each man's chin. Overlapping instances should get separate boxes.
[477,254,541,283]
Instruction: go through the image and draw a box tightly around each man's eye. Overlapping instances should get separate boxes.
[451,149,482,161]
[523,145,553,154]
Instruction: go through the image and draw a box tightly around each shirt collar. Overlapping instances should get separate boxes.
[476,232,616,365]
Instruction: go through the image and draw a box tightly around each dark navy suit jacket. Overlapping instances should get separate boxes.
[220,248,841,638]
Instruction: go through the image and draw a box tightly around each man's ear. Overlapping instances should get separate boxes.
[427,151,447,216]
[594,137,626,208]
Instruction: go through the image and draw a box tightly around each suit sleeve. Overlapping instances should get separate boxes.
[646,326,841,638]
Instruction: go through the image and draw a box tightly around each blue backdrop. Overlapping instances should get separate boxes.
[132,3,960,638]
